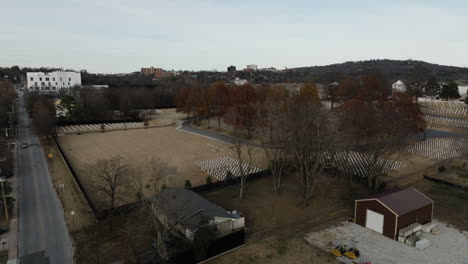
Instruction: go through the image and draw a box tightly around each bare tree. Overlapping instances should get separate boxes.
[129,166,146,202]
[284,99,339,206]
[88,156,131,230]
[255,93,289,194]
[147,157,176,194]
[230,135,255,200]
[31,96,56,143]
[339,92,425,190]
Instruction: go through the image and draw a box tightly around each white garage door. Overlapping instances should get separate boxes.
[365,209,384,234]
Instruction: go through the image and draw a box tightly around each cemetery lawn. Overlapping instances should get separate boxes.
[57,126,267,211]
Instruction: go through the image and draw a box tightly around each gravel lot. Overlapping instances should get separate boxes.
[305,220,468,264]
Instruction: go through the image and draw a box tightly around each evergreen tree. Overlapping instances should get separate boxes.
[440,80,460,100]
[424,76,440,96]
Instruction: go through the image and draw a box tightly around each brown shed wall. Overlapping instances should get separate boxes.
[355,200,396,239]
[397,204,433,231]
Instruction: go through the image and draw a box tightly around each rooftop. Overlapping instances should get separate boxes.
[150,188,233,231]
[359,188,434,215]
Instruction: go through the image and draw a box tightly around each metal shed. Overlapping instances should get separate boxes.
[354,188,434,239]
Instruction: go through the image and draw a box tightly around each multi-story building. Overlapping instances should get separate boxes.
[141,67,163,76]
[246,64,257,71]
[26,71,81,92]
[141,67,177,78]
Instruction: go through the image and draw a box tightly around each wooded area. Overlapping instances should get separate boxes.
[175,74,426,204]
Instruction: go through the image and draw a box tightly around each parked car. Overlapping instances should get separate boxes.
[20,143,29,148]
[0,227,8,234]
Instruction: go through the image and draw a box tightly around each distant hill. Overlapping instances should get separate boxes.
[294,59,468,84]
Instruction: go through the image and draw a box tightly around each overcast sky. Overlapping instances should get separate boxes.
[1,0,467,73]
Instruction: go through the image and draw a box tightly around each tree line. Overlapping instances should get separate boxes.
[0,80,16,178]
[175,74,426,205]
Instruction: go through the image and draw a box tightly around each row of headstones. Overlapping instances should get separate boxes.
[404,138,468,160]
[421,101,467,109]
[421,101,468,116]
[196,156,238,170]
[217,120,270,139]
[195,156,262,181]
[333,151,405,178]
[430,107,468,116]
[424,115,468,128]
[62,122,143,133]
[207,143,224,152]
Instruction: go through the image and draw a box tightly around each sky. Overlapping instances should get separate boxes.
[1,0,468,73]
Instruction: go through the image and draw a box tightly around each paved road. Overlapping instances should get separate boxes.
[179,119,468,146]
[423,128,468,139]
[178,119,271,147]
[16,92,73,263]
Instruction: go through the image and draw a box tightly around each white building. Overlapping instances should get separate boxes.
[246,64,258,71]
[26,71,81,92]
[234,77,248,86]
[392,80,406,93]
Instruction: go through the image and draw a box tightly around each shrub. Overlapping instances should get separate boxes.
[206,176,212,185]
[438,166,446,172]
[184,180,192,189]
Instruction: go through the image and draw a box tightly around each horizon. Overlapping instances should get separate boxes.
[3,58,468,75]
[2,1,468,73]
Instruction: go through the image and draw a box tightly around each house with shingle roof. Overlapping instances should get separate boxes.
[149,188,245,241]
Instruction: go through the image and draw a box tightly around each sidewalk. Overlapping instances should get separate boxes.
[0,141,19,262]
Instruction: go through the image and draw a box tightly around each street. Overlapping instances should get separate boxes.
[16,92,73,263]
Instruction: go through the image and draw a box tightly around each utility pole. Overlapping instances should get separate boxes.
[95,231,100,264]
[0,176,9,223]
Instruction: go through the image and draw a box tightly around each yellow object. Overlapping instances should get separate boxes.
[344,251,357,259]
[330,249,342,257]
[48,153,53,159]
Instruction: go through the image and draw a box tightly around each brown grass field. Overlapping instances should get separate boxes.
[57,125,267,211]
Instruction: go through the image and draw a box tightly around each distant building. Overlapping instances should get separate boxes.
[234,77,248,86]
[246,64,257,71]
[141,67,177,78]
[155,70,177,78]
[227,65,236,72]
[458,86,468,98]
[26,71,81,92]
[141,67,162,75]
[392,80,406,93]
